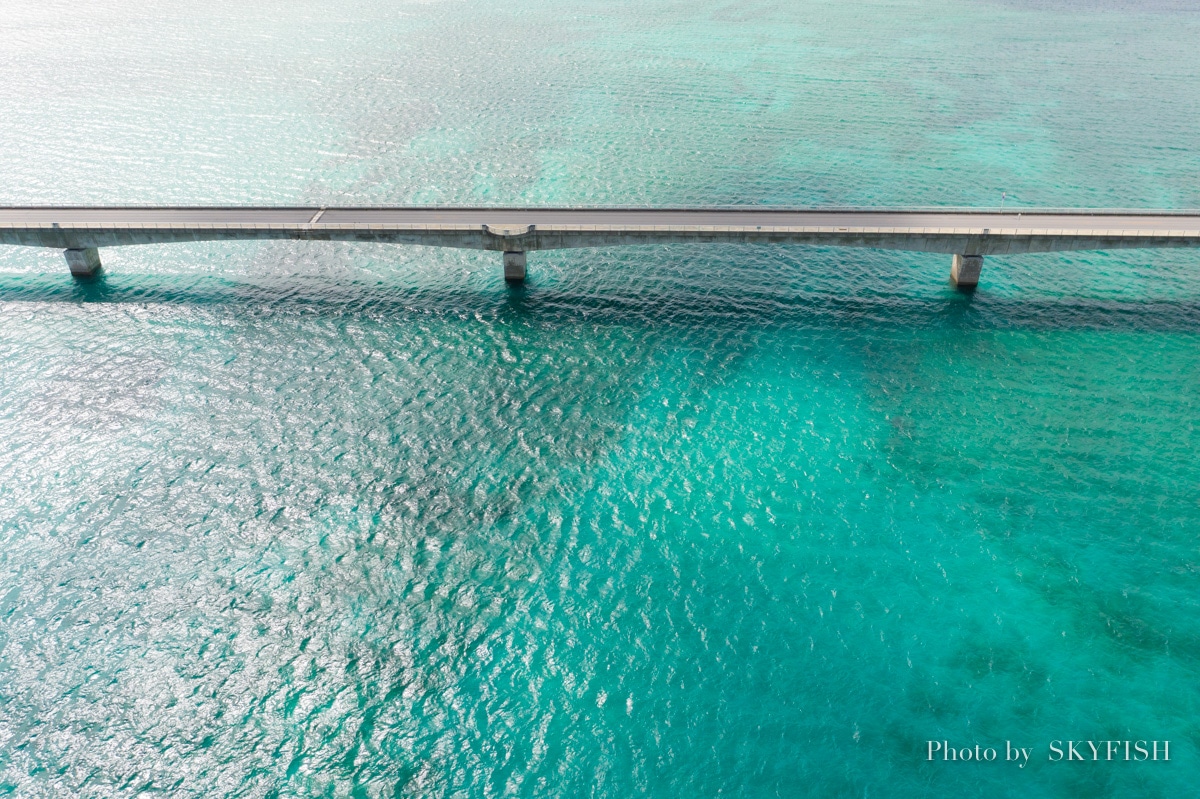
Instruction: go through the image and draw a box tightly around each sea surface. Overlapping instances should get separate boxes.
[1,1,1199,796]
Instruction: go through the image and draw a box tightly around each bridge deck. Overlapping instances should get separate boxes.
[2,206,1200,231]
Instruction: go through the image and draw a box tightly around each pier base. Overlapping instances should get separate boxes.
[503,251,526,282]
[950,254,982,289]
[65,247,102,278]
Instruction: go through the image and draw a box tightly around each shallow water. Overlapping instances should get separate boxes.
[1,1,1198,796]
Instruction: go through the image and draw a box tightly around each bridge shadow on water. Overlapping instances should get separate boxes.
[2,267,1200,335]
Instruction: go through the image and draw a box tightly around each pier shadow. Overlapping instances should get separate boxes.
[502,277,532,314]
[67,269,114,302]
[2,268,1200,335]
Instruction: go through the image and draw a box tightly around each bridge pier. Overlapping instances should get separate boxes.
[64,247,102,278]
[503,251,526,282]
[950,254,982,289]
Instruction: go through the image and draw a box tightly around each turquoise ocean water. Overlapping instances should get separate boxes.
[2,0,1200,795]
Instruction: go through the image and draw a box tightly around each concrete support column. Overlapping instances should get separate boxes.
[950,254,982,289]
[503,250,526,282]
[65,247,102,278]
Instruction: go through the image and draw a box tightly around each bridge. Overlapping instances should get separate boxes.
[3,206,1200,287]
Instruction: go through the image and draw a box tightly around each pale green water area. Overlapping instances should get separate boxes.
[2,0,1200,796]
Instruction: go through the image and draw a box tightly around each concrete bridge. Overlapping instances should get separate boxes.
[3,206,1200,287]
